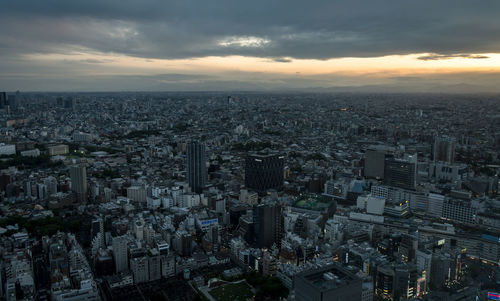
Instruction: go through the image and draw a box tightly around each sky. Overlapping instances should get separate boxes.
[2,0,500,92]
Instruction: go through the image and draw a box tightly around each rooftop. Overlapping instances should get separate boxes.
[298,264,360,292]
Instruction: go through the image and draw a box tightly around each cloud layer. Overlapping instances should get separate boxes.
[417,54,490,61]
[2,1,500,91]
[2,0,500,60]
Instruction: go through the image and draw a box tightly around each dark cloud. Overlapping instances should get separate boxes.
[2,1,500,91]
[270,57,293,63]
[417,53,490,61]
[63,58,115,64]
[1,1,500,60]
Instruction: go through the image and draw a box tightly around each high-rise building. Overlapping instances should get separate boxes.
[64,97,76,110]
[0,92,8,109]
[427,193,445,218]
[245,153,284,195]
[0,92,7,109]
[399,233,418,262]
[295,263,363,301]
[384,155,417,190]
[375,262,418,300]
[209,197,226,213]
[160,255,176,278]
[416,248,432,281]
[262,251,278,276]
[95,249,114,277]
[364,148,388,179]
[9,90,19,110]
[112,236,128,273]
[70,164,87,201]
[237,212,255,245]
[90,216,105,254]
[130,256,149,284]
[433,136,456,164]
[148,254,161,281]
[56,96,64,107]
[430,250,463,289]
[174,231,192,257]
[127,186,147,204]
[186,141,207,193]
[256,202,283,248]
[442,199,477,224]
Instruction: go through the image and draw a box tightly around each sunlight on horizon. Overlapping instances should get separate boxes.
[22,51,500,77]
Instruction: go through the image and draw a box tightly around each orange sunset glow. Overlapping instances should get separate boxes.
[2,1,500,91]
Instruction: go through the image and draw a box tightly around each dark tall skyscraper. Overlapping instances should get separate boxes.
[0,92,7,109]
[384,155,417,190]
[375,262,418,300]
[364,148,389,179]
[187,141,207,193]
[56,97,64,107]
[256,202,283,248]
[64,97,76,110]
[70,164,87,201]
[9,90,20,110]
[433,135,456,164]
[245,153,284,195]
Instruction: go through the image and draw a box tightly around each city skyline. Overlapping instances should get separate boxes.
[2,1,500,92]
[0,1,499,299]
[0,91,498,300]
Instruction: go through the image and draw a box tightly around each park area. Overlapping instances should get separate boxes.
[208,281,254,301]
[293,194,334,211]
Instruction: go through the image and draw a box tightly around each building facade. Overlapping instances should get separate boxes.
[384,157,417,190]
[433,136,456,164]
[256,203,283,249]
[245,153,284,195]
[187,141,207,193]
[70,164,87,201]
[295,264,362,301]
[112,236,129,273]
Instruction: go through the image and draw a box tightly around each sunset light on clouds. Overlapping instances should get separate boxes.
[2,0,500,91]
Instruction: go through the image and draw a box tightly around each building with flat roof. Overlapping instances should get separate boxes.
[256,202,283,248]
[442,199,477,224]
[187,141,207,193]
[384,156,417,190]
[375,262,418,300]
[364,148,388,179]
[245,153,284,195]
[48,144,69,156]
[0,143,16,156]
[112,236,128,273]
[70,164,87,201]
[433,135,456,164]
[295,264,362,301]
